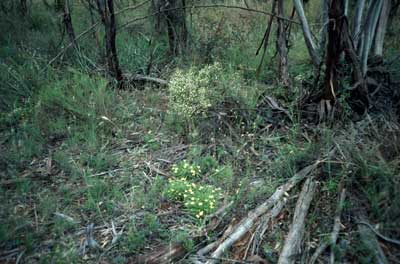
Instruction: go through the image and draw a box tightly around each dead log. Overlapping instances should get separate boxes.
[123,73,168,86]
[204,162,320,264]
[277,178,317,264]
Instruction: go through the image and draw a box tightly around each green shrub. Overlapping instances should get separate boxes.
[168,63,242,119]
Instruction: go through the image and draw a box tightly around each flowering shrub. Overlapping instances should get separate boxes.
[164,178,223,219]
[168,63,241,119]
[171,160,201,179]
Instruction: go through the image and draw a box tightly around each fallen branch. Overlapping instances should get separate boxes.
[123,73,168,86]
[278,178,317,264]
[309,188,346,264]
[204,162,320,264]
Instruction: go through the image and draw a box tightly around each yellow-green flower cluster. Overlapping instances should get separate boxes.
[164,178,223,219]
[171,160,201,179]
[183,184,222,219]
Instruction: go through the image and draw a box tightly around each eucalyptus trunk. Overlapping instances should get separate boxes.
[293,0,321,66]
[277,0,290,86]
[352,0,366,49]
[360,0,383,75]
[373,0,391,57]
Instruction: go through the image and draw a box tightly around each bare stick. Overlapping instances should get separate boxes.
[205,162,320,264]
[278,178,317,264]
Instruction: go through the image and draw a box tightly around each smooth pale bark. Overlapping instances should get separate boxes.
[352,0,366,49]
[373,0,391,56]
[277,0,290,86]
[360,0,383,75]
[320,0,329,51]
[293,0,321,66]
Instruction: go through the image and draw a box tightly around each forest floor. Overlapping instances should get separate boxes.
[1,84,400,263]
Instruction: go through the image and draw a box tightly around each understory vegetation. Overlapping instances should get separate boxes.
[0,0,400,263]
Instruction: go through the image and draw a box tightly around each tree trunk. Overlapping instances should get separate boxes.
[320,0,329,51]
[352,0,366,49]
[276,0,290,87]
[97,0,123,87]
[63,0,77,49]
[88,0,103,58]
[373,0,391,57]
[293,0,321,66]
[360,0,383,75]
[161,0,188,55]
[322,0,345,101]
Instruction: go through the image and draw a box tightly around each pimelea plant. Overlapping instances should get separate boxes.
[168,62,241,119]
